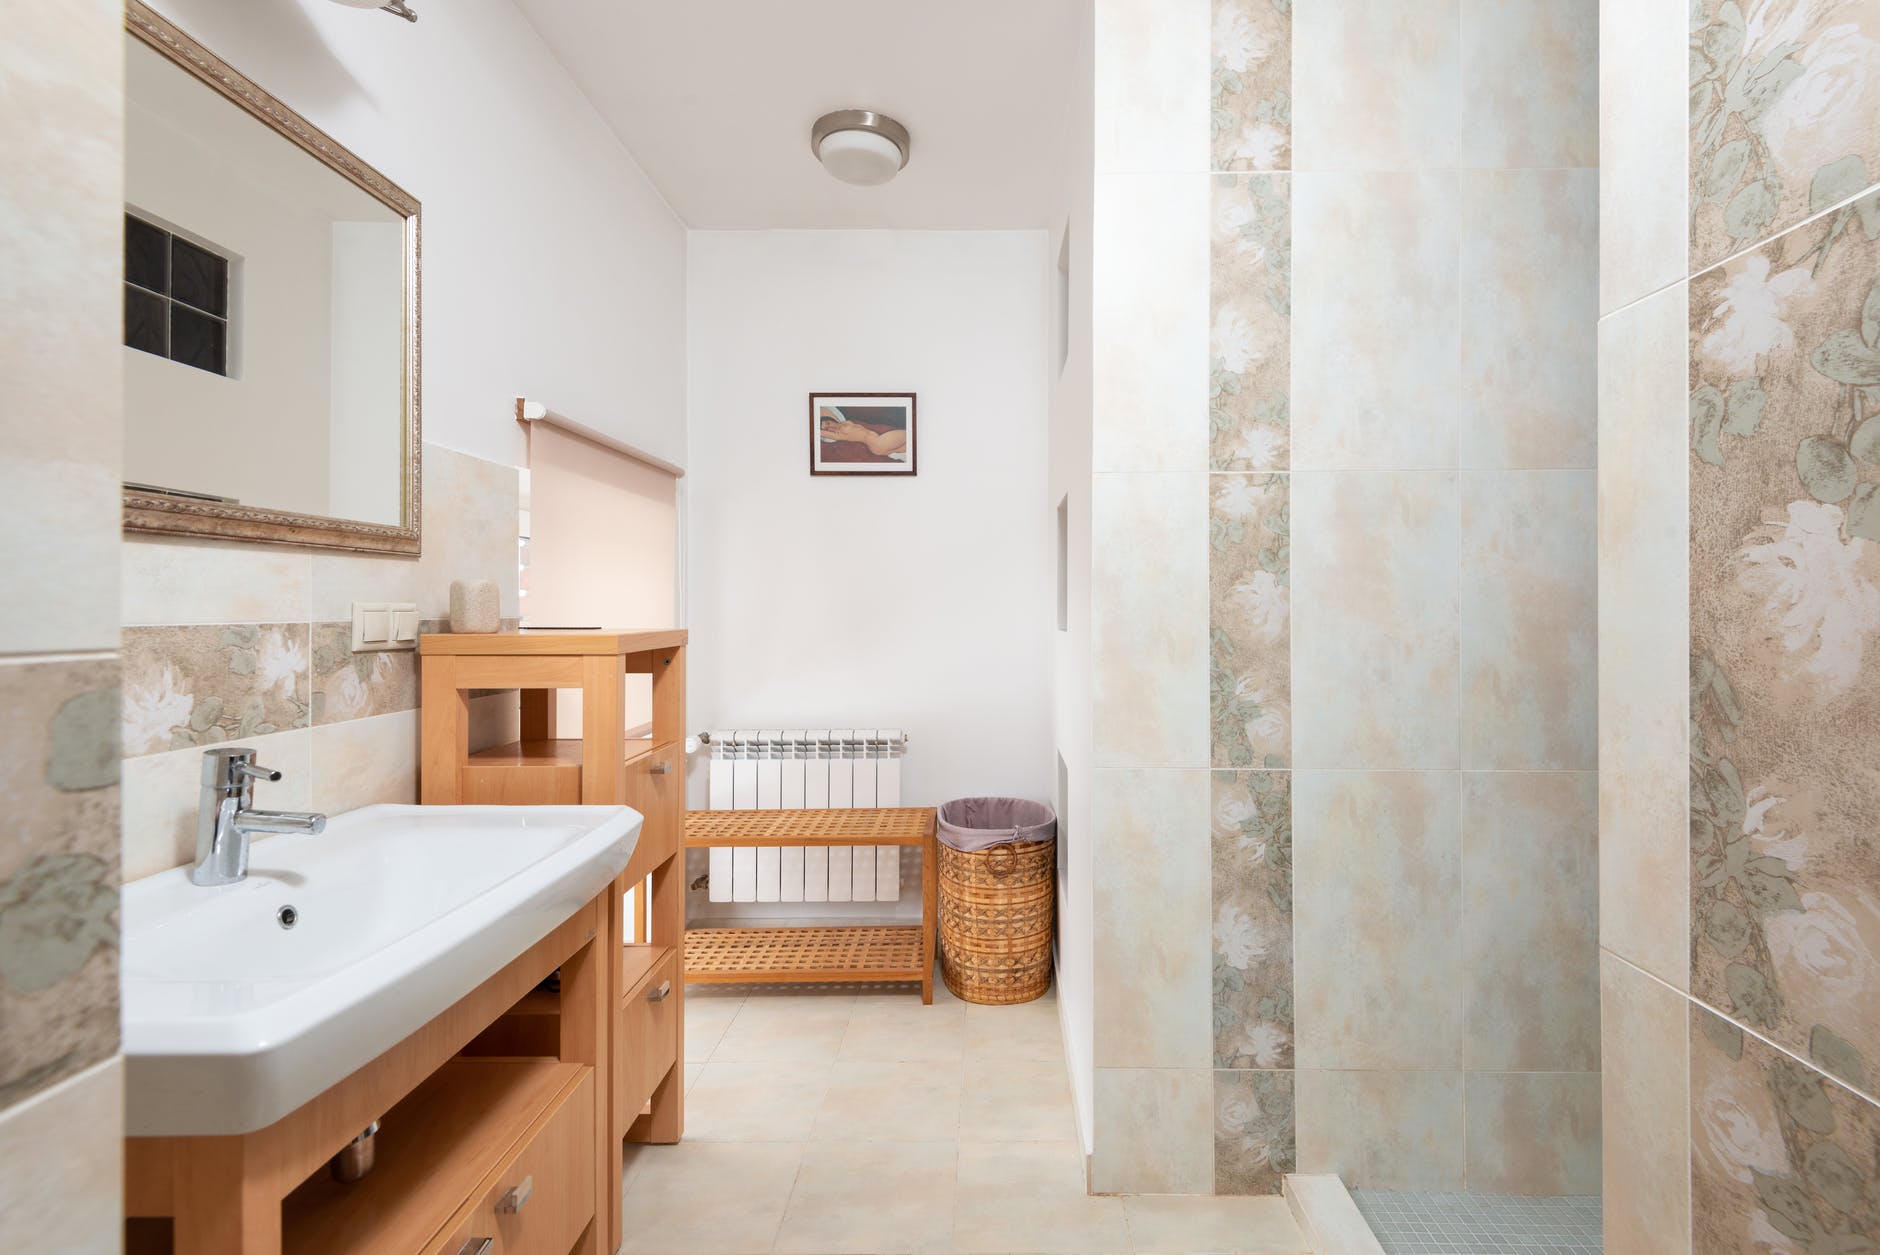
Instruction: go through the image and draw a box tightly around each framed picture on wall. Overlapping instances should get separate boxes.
[810,393,917,475]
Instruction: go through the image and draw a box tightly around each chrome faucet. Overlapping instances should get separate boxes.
[191,747,327,886]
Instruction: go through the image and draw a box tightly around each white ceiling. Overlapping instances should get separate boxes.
[512,0,1080,230]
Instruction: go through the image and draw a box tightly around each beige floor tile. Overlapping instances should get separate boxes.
[620,1140,804,1253]
[812,1060,963,1142]
[772,1140,958,1254]
[684,991,744,1062]
[684,1062,703,1093]
[840,1001,968,1062]
[929,968,968,1006]
[948,1140,1129,1253]
[685,1059,834,1142]
[855,987,965,1014]
[713,994,854,1062]
[962,999,1066,1061]
[1122,1193,1310,1254]
[959,1057,1080,1142]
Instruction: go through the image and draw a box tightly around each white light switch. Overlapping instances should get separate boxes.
[352,601,419,652]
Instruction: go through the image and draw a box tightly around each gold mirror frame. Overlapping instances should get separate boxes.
[123,1,422,555]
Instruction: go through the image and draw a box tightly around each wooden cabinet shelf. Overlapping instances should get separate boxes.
[421,629,690,1254]
[465,738,672,767]
[282,1059,585,1255]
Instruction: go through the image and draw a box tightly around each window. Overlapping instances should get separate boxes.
[124,211,230,376]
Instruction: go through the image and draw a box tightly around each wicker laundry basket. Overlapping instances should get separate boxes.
[936,798,1056,1005]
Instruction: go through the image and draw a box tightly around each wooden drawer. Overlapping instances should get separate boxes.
[616,951,679,1127]
[621,741,680,882]
[433,1069,595,1255]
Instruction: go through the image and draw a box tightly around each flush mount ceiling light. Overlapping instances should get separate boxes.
[329,0,418,23]
[811,110,911,187]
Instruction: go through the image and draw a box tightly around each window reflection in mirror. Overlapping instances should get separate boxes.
[123,34,407,526]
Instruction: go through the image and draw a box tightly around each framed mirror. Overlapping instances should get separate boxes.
[123,2,421,554]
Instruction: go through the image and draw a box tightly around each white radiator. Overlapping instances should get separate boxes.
[706,729,906,903]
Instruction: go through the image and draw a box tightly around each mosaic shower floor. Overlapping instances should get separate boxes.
[1350,1191,1602,1255]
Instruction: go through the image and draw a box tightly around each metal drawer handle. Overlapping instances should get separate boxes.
[497,1174,534,1214]
[646,979,672,1003]
[648,761,670,774]
[454,1240,493,1255]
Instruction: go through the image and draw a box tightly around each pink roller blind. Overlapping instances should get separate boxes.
[523,418,677,733]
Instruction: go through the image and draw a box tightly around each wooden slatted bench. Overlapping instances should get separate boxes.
[682,808,939,1003]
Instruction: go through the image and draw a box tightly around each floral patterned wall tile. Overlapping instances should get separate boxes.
[1691,1002,1880,1251]
[1211,0,1290,172]
[1210,176,1290,472]
[1210,474,1290,768]
[1689,190,1880,1101]
[1212,771,1292,1069]
[122,623,310,757]
[0,658,120,1107]
[1215,1068,1295,1194]
[311,622,416,725]
[1689,0,1880,275]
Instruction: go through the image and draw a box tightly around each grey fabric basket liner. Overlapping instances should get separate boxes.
[936,797,1058,853]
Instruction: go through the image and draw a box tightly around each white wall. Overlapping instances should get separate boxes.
[124,36,340,516]
[685,229,1053,826]
[328,220,406,523]
[144,0,689,471]
[1048,1,1096,1156]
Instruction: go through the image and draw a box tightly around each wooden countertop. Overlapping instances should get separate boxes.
[419,628,689,656]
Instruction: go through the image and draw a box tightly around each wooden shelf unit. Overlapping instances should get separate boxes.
[683,807,939,1004]
[420,628,688,1255]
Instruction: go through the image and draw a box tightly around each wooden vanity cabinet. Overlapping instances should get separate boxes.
[125,890,614,1255]
[420,629,690,1254]
[616,949,680,1133]
[425,1069,594,1255]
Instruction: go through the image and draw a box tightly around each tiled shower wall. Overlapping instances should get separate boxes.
[119,443,522,880]
[0,0,127,1247]
[1089,0,1598,1196]
[1600,0,1880,1250]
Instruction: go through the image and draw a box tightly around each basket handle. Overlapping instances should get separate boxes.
[986,837,1020,878]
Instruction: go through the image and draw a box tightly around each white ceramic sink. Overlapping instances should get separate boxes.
[122,804,640,1136]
